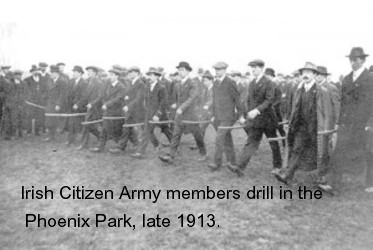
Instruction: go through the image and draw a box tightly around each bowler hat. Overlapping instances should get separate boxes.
[203,70,214,80]
[50,65,60,73]
[86,66,99,73]
[346,47,369,58]
[72,65,84,74]
[298,62,318,73]
[316,66,330,75]
[264,68,276,77]
[249,59,265,67]
[176,61,192,71]
[146,67,162,76]
[213,62,229,70]
[29,65,39,73]
[38,62,48,68]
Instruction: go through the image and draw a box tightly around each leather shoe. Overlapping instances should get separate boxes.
[226,163,244,177]
[318,184,334,193]
[90,147,103,153]
[207,164,221,171]
[159,154,174,164]
[274,172,289,185]
[42,137,53,142]
[108,148,123,154]
[195,155,207,162]
[131,152,144,159]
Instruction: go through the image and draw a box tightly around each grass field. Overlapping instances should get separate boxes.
[1,126,373,250]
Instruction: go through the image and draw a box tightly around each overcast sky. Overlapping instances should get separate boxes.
[1,0,372,79]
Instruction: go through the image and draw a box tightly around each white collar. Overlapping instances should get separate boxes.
[181,76,189,84]
[352,66,366,81]
[299,80,315,92]
[255,73,264,83]
[132,77,139,85]
[54,76,59,83]
[75,77,81,83]
[111,80,119,87]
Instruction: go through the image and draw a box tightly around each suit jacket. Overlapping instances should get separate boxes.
[174,77,199,121]
[67,78,88,113]
[125,77,146,122]
[211,76,241,122]
[317,84,333,132]
[102,82,126,117]
[46,76,69,113]
[321,81,340,127]
[245,75,277,129]
[146,81,168,119]
[24,75,48,105]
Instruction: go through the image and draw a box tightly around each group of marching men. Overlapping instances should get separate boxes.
[0,46,372,194]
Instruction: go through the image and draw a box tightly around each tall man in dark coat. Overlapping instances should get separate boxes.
[24,65,48,136]
[159,62,207,164]
[0,66,12,130]
[43,65,69,141]
[77,66,104,150]
[228,60,281,176]
[131,67,172,158]
[207,62,242,171]
[320,47,373,193]
[66,66,88,145]
[109,66,145,154]
[91,69,126,152]
[275,62,318,184]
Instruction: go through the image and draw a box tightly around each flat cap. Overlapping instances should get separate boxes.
[213,62,229,70]
[50,65,60,73]
[248,59,265,67]
[29,65,39,73]
[146,67,162,76]
[86,66,99,73]
[1,65,11,70]
[264,68,276,77]
[108,68,121,76]
[56,62,66,67]
[14,70,23,75]
[72,65,84,74]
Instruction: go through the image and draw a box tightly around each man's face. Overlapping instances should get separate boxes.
[233,76,241,83]
[215,68,225,78]
[178,67,188,78]
[87,69,95,78]
[148,73,158,82]
[14,74,22,81]
[59,65,65,72]
[316,74,326,84]
[349,57,364,71]
[72,71,81,79]
[40,67,47,73]
[51,72,59,80]
[301,69,315,83]
[203,78,213,88]
[251,66,263,78]
[127,71,138,80]
[109,72,118,82]
[32,70,39,76]
[3,69,10,75]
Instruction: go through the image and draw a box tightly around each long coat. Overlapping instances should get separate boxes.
[125,77,146,123]
[331,69,373,175]
[174,78,200,122]
[245,75,277,129]
[147,81,169,120]
[101,82,126,139]
[45,76,69,128]
[211,76,241,123]
[67,78,88,132]
[85,77,105,121]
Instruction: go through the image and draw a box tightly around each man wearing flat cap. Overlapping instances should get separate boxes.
[77,66,104,150]
[65,66,88,145]
[198,70,214,140]
[56,63,69,81]
[159,61,207,164]
[131,67,173,158]
[228,59,281,176]
[207,62,242,171]
[320,47,373,193]
[24,65,48,136]
[110,66,145,154]
[43,65,69,141]
[90,68,127,152]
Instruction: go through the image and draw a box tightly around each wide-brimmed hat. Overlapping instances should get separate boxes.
[176,61,192,71]
[316,66,330,75]
[203,70,214,80]
[38,62,48,68]
[29,65,39,73]
[50,65,60,73]
[86,66,99,73]
[346,47,369,58]
[146,67,162,76]
[127,66,141,74]
[72,65,84,74]
[264,68,276,77]
[298,62,318,73]
[1,65,11,70]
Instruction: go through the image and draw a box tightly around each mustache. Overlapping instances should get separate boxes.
[303,76,310,80]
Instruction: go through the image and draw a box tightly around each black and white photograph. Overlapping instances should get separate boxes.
[1,0,373,249]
